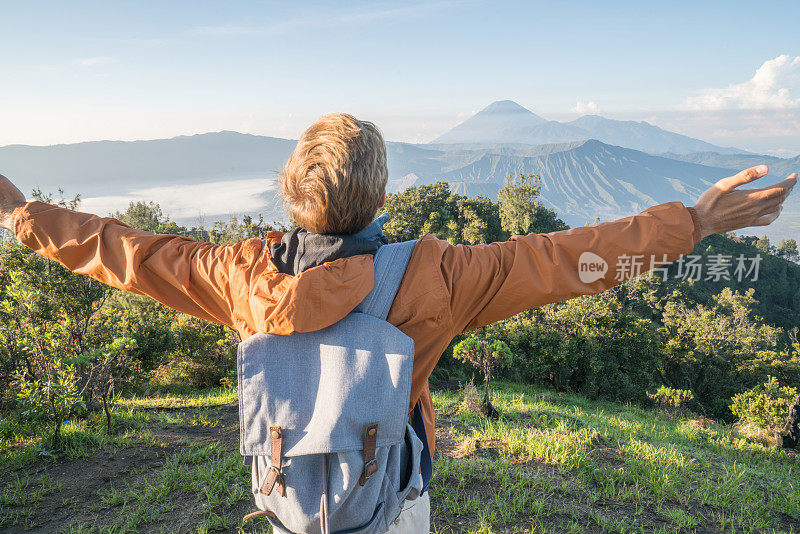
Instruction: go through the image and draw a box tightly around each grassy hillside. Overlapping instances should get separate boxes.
[1,382,798,533]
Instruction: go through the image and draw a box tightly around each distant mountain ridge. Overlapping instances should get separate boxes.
[1,125,796,241]
[433,100,746,155]
[659,151,800,178]
[389,139,738,225]
[432,100,556,145]
[0,131,297,196]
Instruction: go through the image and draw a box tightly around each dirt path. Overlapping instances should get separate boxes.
[1,403,246,534]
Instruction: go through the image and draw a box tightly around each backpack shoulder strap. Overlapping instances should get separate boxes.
[356,240,418,320]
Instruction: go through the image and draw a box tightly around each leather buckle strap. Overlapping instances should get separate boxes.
[260,426,286,497]
[243,510,277,522]
[358,423,378,486]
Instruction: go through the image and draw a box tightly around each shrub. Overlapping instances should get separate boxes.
[70,337,141,432]
[660,288,787,417]
[109,292,175,371]
[730,376,799,430]
[452,337,511,401]
[160,314,239,388]
[648,385,693,412]
[479,292,663,402]
[453,337,510,418]
[13,359,86,447]
[459,381,484,414]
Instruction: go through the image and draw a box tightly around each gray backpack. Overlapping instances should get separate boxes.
[238,240,429,534]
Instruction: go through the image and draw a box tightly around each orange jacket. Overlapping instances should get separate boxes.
[11,200,701,455]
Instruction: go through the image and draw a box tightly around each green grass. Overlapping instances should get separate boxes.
[430,380,800,532]
[0,473,62,506]
[0,385,237,473]
[83,441,250,532]
[119,384,238,409]
[1,380,798,533]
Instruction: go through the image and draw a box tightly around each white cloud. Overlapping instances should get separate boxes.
[683,55,800,110]
[80,177,281,221]
[572,101,599,114]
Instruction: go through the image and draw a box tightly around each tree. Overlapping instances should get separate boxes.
[69,337,140,432]
[209,214,286,245]
[112,201,166,233]
[498,173,568,236]
[13,359,85,447]
[777,239,799,262]
[659,287,788,417]
[524,291,662,401]
[453,337,511,416]
[756,235,772,255]
[112,201,189,235]
[0,240,142,440]
[383,182,505,244]
[31,187,81,210]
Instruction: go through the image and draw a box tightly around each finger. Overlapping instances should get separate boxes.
[752,188,794,210]
[756,197,787,217]
[743,177,796,209]
[753,206,783,226]
[751,173,798,196]
[717,165,769,191]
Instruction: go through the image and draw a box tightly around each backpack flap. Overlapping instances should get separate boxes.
[238,315,414,458]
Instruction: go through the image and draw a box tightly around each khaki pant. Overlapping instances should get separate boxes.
[386,492,430,533]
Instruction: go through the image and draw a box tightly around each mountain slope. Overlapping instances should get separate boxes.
[433,100,746,155]
[396,139,734,225]
[0,131,297,197]
[660,151,799,177]
[2,131,794,240]
[658,151,785,170]
[567,115,745,155]
[431,100,557,144]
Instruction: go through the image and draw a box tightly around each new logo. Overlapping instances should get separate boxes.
[578,252,608,283]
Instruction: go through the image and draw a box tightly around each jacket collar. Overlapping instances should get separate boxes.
[268,214,390,276]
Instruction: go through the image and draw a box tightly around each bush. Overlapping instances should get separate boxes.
[452,337,510,418]
[477,292,663,403]
[158,315,238,388]
[730,376,799,430]
[13,359,86,446]
[459,381,484,414]
[70,337,141,432]
[659,288,793,418]
[452,337,511,400]
[109,292,175,371]
[648,385,693,412]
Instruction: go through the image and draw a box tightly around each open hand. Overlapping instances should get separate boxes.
[0,174,26,231]
[692,165,797,239]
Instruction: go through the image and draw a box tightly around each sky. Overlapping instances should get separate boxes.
[1,0,800,155]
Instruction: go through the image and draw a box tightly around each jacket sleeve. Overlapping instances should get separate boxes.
[11,201,265,328]
[441,201,702,333]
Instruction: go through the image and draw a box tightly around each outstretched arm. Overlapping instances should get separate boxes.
[0,174,263,329]
[442,165,797,333]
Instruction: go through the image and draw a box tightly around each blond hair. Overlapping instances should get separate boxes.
[279,113,388,234]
